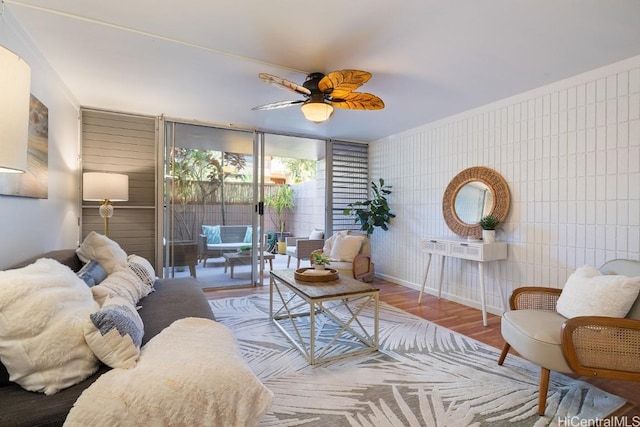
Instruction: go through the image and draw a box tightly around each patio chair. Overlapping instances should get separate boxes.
[286,229,324,269]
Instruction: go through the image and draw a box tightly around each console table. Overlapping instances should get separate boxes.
[418,237,507,326]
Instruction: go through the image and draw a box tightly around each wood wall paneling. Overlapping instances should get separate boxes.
[81,109,157,264]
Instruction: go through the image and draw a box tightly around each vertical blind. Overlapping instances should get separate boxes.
[330,141,369,232]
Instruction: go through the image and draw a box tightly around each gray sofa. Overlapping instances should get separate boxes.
[0,249,215,427]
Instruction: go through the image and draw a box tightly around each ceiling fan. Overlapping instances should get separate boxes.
[252,69,384,123]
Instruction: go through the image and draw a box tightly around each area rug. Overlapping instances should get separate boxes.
[209,294,625,427]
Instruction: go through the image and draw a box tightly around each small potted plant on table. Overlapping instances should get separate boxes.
[311,252,331,270]
[479,215,500,243]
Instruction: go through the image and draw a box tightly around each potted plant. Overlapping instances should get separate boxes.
[264,184,295,254]
[311,252,330,270]
[479,214,500,243]
[343,178,395,235]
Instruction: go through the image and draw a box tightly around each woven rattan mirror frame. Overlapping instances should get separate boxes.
[442,166,510,239]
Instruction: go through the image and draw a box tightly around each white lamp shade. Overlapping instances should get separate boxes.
[0,45,31,173]
[301,101,334,123]
[83,172,129,201]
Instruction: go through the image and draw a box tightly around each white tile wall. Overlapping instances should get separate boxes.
[370,55,640,315]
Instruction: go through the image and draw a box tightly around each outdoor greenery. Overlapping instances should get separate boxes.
[167,148,316,243]
[168,148,247,240]
[275,157,317,183]
[343,178,395,235]
[264,184,295,239]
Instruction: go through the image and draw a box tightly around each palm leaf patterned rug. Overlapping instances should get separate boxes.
[210,294,625,427]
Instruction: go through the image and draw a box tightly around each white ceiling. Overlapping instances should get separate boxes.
[6,0,640,142]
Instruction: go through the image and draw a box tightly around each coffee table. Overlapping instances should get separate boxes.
[222,251,274,278]
[269,269,379,365]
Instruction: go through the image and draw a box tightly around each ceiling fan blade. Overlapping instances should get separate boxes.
[251,100,305,111]
[331,92,385,110]
[318,69,372,98]
[258,73,311,96]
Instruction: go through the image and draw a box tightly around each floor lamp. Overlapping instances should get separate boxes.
[82,172,129,236]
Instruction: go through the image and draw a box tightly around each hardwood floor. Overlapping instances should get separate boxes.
[205,277,640,418]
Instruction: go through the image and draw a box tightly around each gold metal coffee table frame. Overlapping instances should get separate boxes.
[269,269,379,365]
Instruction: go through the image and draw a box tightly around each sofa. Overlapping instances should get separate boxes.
[0,242,272,426]
[199,225,254,266]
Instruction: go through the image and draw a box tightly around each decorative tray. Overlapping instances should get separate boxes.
[294,268,339,282]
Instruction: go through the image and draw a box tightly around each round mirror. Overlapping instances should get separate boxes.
[442,166,510,239]
[454,181,494,225]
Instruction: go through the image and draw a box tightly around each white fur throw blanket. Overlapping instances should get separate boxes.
[64,318,273,427]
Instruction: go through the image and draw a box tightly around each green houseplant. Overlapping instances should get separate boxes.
[264,184,295,253]
[479,214,500,242]
[311,252,330,270]
[343,178,395,235]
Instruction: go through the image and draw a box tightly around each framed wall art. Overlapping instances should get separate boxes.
[0,94,49,199]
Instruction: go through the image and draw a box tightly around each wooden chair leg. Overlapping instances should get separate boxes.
[538,368,550,416]
[297,258,301,269]
[498,342,510,365]
[287,255,291,268]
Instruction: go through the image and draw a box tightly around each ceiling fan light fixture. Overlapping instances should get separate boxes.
[301,100,334,124]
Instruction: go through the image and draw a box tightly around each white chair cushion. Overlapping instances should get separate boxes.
[501,310,572,373]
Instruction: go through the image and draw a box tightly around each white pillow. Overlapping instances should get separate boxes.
[84,291,144,369]
[556,265,640,318]
[308,229,324,240]
[65,318,273,427]
[329,234,364,262]
[76,231,128,274]
[322,230,349,255]
[127,254,156,291]
[94,264,152,306]
[0,258,99,394]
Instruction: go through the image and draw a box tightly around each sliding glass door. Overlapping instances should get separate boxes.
[162,121,329,289]
[163,122,260,289]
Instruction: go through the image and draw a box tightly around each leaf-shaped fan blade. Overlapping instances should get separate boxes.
[331,93,385,110]
[258,73,311,96]
[251,100,305,111]
[318,70,372,98]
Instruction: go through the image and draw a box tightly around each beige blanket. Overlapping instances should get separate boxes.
[64,317,272,427]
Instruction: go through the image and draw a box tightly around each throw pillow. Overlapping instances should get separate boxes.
[127,254,156,291]
[202,225,221,244]
[65,318,273,427]
[556,265,640,318]
[322,230,350,255]
[76,231,128,274]
[309,229,324,240]
[84,291,144,369]
[243,226,260,244]
[0,258,99,395]
[94,263,152,306]
[329,234,364,262]
[77,260,107,287]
